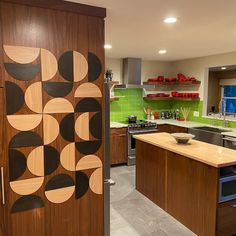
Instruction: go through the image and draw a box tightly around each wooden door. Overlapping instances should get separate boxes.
[0,1,105,235]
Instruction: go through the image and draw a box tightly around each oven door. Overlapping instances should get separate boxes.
[128,133,136,156]
[219,175,236,203]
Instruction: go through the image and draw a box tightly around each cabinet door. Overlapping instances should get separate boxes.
[171,125,188,133]
[157,124,172,133]
[110,128,127,165]
[1,2,105,236]
[218,200,236,236]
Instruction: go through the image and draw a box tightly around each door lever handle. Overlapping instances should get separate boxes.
[1,167,5,205]
[104,179,116,186]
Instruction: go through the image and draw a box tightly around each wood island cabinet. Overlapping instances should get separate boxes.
[110,128,127,165]
[157,124,188,133]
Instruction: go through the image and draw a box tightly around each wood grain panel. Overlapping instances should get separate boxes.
[45,186,75,204]
[75,83,102,97]
[43,98,74,114]
[73,51,88,82]
[218,199,236,236]
[25,82,42,113]
[1,0,106,18]
[60,143,75,171]
[7,114,42,131]
[166,151,218,236]
[89,168,103,195]
[136,140,166,209]
[76,155,102,171]
[43,114,59,145]
[41,48,57,81]
[27,146,44,176]
[75,112,89,140]
[4,45,40,64]
[10,177,44,195]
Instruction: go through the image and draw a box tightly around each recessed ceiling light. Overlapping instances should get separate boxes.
[164,17,177,24]
[158,49,167,54]
[104,44,112,49]
[221,67,227,70]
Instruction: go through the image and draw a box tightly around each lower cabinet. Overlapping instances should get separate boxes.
[110,128,127,165]
[158,124,188,133]
[218,200,236,236]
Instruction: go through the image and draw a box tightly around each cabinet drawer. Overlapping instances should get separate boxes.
[218,200,236,236]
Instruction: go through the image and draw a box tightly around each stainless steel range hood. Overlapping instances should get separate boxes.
[115,58,142,88]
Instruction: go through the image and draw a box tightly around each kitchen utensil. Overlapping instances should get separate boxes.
[144,107,152,115]
[171,133,195,144]
[180,107,190,121]
[128,115,137,124]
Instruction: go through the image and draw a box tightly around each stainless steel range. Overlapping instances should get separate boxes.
[127,121,158,165]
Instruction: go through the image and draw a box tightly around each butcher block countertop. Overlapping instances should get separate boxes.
[134,132,236,168]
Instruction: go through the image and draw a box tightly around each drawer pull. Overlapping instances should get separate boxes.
[1,167,5,205]
[231,204,236,208]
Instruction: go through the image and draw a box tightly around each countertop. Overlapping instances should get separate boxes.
[134,132,236,168]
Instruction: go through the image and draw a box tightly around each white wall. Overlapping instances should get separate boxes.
[171,51,236,115]
[105,58,173,83]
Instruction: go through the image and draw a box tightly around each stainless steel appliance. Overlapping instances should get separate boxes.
[104,78,115,236]
[223,136,236,150]
[219,167,236,202]
[127,121,158,165]
[188,126,230,146]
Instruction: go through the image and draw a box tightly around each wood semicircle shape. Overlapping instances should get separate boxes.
[25,82,42,113]
[89,167,103,195]
[74,83,102,98]
[7,114,42,131]
[75,112,89,141]
[73,51,88,82]
[43,114,59,145]
[76,155,102,171]
[4,45,40,64]
[41,48,58,81]
[43,98,74,114]
[10,177,44,195]
[27,146,44,177]
[60,143,75,171]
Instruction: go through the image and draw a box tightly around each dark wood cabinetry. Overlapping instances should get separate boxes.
[110,128,127,165]
[218,200,236,236]
[0,1,106,235]
[157,124,188,133]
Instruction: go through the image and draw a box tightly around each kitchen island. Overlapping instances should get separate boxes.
[134,132,236,236]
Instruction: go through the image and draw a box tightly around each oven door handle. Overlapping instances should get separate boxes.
[223,137,236,142]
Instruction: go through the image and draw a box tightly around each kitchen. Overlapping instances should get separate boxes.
[1,0,236,236]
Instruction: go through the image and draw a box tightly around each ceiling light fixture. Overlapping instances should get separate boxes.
[164,17,177,24]
[221,67,227,70]
[104,44,112,49]
[158,49,167,54]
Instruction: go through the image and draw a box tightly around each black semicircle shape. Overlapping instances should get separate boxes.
[43,82,73,98]
[45,174,74,191]
[9,149,27,181]
[9,131,43,148]
[89,112,102,140]
[75,140,102,155]
[88,52,102,82]
[75,171,89,199]
[4,63,40,81]
[5,81,24,115]
[75,98,101,113]
[60,113,75,142]
[11,195,44,214]
[44,146,60,176]
[58,51,73,82]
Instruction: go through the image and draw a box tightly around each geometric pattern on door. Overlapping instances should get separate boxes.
[3,45,103,213]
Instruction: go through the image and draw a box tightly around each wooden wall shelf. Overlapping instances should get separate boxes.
[143,97,200,101]
[143,80,201,86]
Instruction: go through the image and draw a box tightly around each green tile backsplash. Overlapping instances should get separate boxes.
[110,88,236,128]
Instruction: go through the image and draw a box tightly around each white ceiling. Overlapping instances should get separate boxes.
[67,0,236,61]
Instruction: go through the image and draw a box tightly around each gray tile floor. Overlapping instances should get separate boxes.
[110,165,196,236]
